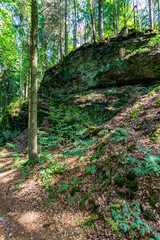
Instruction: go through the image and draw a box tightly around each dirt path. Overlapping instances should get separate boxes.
[0,148,95,240]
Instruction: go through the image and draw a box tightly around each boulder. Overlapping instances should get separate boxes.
[39,32,160,97]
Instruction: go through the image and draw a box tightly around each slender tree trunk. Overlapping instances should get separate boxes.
[84,18,87,43]
[136,0,142,31]
[28,0,38,161]
[59,0,63,60]
[157,0,160,24]
[133,0,136,28]
[94,0,97,35]
[116,3,119,34]
[149,0,154,28]
[5,75,9,112]
[0,67,2,118]
[65,0,68,55]
[98,0,104,39]
[73,0,77,49]
[89,0,96,42]
[43,40,47,70]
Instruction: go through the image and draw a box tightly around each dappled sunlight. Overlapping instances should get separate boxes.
[0,169,17,183]
[17,211,43,231]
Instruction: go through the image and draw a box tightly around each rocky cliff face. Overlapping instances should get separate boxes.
[40,32,160,97]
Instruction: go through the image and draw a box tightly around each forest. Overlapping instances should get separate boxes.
[0,0,160,239]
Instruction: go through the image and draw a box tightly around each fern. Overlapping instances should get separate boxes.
[58,183,69,191]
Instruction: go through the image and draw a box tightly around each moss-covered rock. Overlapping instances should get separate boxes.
[40,33,160,98]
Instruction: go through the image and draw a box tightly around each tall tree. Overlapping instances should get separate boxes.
[65,0,68,55]
[149,0,154,28]
[89,0,96,42]
[98,0,104,39]
[59,0,63,60]
[73,0,77,49]
[28,0,38,161]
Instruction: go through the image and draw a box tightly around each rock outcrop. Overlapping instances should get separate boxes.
[40,32,160,97]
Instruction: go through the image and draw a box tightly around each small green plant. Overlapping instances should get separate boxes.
[85,165,96,174]
[110,202,159,238]
[110,128,132,143]
[124,154,160,176]
[58,183,69,191]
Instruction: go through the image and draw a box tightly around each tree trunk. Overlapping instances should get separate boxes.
[94,0,97,35]
[73,0,77,49]
[28,0,38,161]
[158,0,160,24]
[133,0,136,28]
[59,0,63,60]
[136,0,142,31]
[98,0,104,39]
[5,76,9,113]
[44,40,48,70]
[89,0,96,42]
[116,3,119,34]
[65,0,68,55]
[0,67,2,118]
[149,0,154,28]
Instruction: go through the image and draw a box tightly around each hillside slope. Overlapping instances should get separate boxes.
[0,85,160,240]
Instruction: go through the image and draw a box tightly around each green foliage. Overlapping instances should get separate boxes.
[124,154,160,176]
[149,86,160,97]
[79,188,95,208]
[153,97,160,108]
[76,215,99,227]
[114,173,125,187]
[105,217,120,234]
[110,128,132,143]
[40,160,69,186]
[85,165,96,174]
[110,202,156,237]
[58,183,69,192]
[130,105,144,118]
[149,192,157,207]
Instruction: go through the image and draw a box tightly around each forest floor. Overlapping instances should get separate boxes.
[0,86,160,240]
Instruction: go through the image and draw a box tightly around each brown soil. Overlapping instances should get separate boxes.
[0,88,160,240]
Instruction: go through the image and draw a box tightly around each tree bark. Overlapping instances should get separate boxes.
[59,0,63,60]
[98,0,104,39]
[73,0,77,49]
[65,0,68,55]
[0,67,2,118]
[28,0,38,161]
[116,3,119,34]
[136,0,142,31]
[94,0,97,35]
[149,0,154,28]
[5,74,9,113]
[158,0,160,24]
[89,0,96,42]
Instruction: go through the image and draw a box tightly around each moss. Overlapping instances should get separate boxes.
[105,203,122,211]
[131,105,144,118]
[77,215,99,227]
[79,188,96,208]
[127,143,136,151]
[114,173,125,187]
[105,217,120,234]
[153,97,160,108]
[150,126,160,144]
[149,86,160,97]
